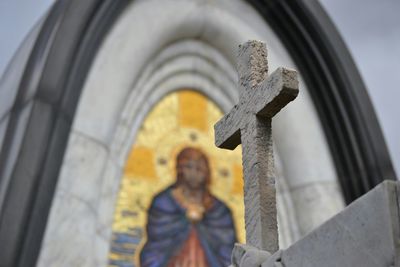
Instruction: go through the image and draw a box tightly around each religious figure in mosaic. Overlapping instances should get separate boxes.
[140,147,237,267]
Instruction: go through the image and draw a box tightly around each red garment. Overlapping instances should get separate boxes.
[167,228,209,267]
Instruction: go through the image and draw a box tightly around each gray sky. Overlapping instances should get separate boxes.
[0,0,399,176]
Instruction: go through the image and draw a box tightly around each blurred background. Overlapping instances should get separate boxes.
[0,1,399,266]
[1,0,399,176]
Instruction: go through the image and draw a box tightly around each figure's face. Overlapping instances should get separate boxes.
[178,159,208,190]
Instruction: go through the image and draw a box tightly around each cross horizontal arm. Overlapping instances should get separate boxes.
[214,104,242,150]
[215,68,298,150]
[249,67,299,118]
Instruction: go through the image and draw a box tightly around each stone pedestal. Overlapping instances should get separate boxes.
[232,180,400,267]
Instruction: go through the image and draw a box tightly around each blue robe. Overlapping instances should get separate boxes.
[140,186,236,267]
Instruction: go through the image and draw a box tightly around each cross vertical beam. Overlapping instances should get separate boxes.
[241,117,277,252]
[214,40,299,253]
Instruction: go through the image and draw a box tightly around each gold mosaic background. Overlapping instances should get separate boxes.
[109,90,244,266]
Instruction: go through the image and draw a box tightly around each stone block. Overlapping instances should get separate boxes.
[262,181,400,267]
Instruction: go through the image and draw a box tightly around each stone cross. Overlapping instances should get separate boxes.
[214,41,299,253]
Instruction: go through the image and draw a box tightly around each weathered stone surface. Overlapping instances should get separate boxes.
[261,181,400,267]
[215,67,299,150]
[237,40,268,92]
[241,117,278,252]
[214,40,299,252]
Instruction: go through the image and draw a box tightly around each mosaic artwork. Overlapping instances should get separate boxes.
[108,90,245,267]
